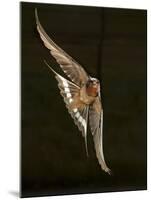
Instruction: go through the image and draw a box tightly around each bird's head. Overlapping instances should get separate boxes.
[86,77,100,88]
[86,77,100,97]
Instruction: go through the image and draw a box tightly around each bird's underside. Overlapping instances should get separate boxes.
[35,9,111,175]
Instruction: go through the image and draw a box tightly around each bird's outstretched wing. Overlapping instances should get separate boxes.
[89,97,111,174]
[44,61,89,155]
[35,9,89,87]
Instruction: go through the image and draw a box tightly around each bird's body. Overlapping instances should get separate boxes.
[66,80,99,112]
[35,9,111,175]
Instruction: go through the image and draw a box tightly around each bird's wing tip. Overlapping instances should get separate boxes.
[106,168,113,176]
[35,8,39,24]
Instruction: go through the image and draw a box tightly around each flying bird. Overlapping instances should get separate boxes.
[35,9,111,174]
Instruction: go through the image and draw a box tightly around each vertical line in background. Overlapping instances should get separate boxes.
[97,8,105,81]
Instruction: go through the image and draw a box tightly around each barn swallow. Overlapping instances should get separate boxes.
[35,9,111,174]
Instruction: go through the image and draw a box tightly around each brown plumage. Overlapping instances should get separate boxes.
[35,9,111,175]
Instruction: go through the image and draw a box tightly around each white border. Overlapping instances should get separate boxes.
[0,0,150,199]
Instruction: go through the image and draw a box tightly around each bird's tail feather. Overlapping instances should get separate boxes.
[44,60,59,76]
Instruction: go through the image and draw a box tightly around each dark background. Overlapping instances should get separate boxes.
[21,2,147,198]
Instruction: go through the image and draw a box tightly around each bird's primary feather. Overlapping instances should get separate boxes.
[35,9,89,87]
[89,97,111,174]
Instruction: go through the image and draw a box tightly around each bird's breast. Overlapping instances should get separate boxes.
[86,85,98,97]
